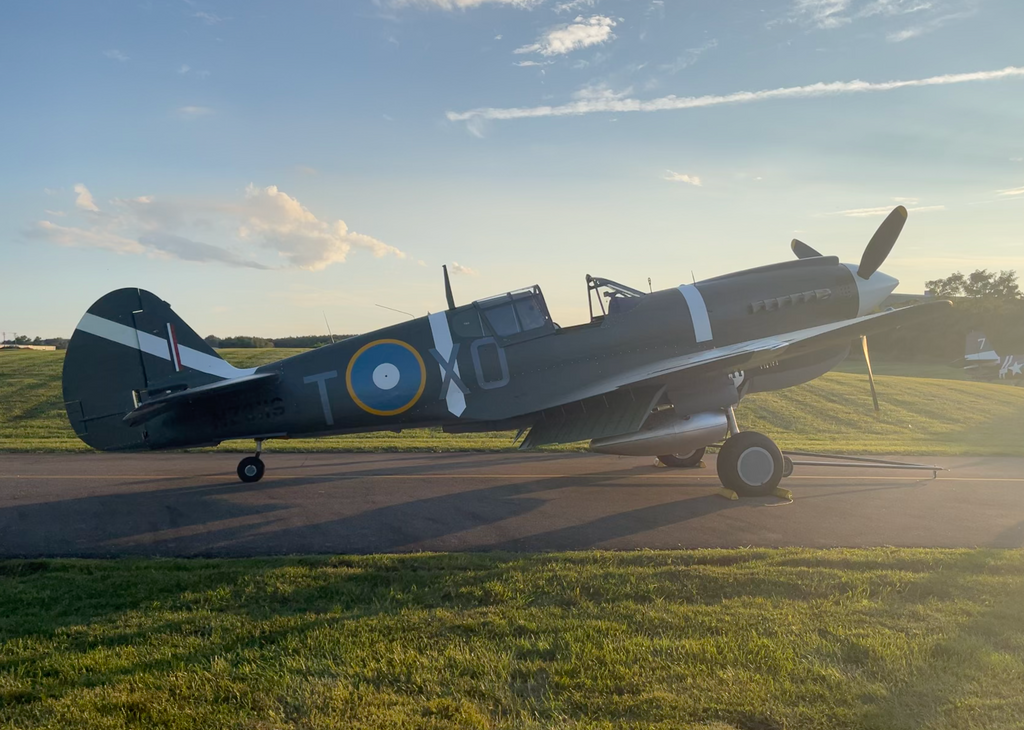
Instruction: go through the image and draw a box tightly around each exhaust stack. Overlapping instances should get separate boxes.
[590,411,728,457]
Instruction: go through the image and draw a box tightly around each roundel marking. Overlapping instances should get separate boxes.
[345,339,426,416]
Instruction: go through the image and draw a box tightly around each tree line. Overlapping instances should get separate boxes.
[0,336,69,349]
[203,334,353,349]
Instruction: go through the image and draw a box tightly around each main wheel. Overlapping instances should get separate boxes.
[716,431,783,497]
[237,456,265,483]
[657,447,707,468]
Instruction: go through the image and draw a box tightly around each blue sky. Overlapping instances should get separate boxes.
[2,0,1022,338]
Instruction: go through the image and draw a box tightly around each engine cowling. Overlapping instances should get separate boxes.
[589,411,728,456]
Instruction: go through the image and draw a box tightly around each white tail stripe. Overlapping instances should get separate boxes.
[76,313,255,380]
[677,284,714,343]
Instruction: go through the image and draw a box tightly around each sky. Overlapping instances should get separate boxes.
[2,0,1022,339]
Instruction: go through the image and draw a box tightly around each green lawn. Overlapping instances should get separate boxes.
[1,550,1022,729]
[3,349,1024,455]
[833,359,970,381]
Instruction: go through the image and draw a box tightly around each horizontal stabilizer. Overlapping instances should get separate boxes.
[123,372,280,427]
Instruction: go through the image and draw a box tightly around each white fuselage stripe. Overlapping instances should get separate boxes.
[76,313,255,380]
[428,312,467,417]
[677,284,714,343]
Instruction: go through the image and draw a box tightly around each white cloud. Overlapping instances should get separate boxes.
[514,60,553,67]
[26,184,402,271]
[26,221,143,254]
[178,105,213,118]
[103,49,129,62]
[663,170,702,186]
[514,15,616,56]
[178,64,191,74]
[554,0,596,11]
[996,185,1024,197]
[73,184,99,212]
[887,9,976,41]
[791,0,853,29]
[193,11,227,23]
[238,185,404,270]
[447,65,1024,123]
[660,39,718,75]
[572,83,631,101]
[388,0,543,8]
[139,232,270,269]
[450,261,478,275]
[789,0,937,29]
[823,204,945,217]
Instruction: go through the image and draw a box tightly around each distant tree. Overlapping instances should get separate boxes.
[204,335,222,348]
[218,336,274,348]
[14,335,30,344]
[926,269,1022,299]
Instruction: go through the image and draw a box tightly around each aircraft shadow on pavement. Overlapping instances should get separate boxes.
[0,459,739,557]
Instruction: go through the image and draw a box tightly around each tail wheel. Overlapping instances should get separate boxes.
[716,431,783,497]
[657,447,706,468]
[237,456,265,483]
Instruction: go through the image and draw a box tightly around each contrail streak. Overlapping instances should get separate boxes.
[446,66,1024,122]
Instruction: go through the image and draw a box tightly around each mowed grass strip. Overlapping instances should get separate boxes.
[3,349,1024,455]
[1,550,1023,729]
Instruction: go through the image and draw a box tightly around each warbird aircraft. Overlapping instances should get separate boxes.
[964,330,1024,383]
[63,206,950,496]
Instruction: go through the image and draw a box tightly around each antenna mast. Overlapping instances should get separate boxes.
[443,265,456,310]
[322,311,336,344]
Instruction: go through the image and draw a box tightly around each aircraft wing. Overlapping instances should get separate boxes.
[123,371,280,427]
[600,300,952,395]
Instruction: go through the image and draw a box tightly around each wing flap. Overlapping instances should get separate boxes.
[123,372,280,427]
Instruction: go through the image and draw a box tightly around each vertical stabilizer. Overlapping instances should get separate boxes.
[62,288,252,451]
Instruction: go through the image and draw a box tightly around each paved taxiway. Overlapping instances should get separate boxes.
[1,452,1022,556]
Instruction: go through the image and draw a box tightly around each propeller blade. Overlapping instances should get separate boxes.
[857,206,907,279]
[862,335,880,413]
[791,239,823,259]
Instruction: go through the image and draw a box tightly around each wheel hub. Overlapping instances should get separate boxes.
[244,464,258,477]
[737,447,775,486]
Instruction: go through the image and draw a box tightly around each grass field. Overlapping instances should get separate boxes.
[1,549,1022,729]
[3,349,1024,455]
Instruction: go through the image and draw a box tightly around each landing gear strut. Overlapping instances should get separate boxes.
[237,439,266,483]
[716,407,785,497]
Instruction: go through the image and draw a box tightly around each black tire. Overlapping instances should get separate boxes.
[782,455,794,478]
[237,456,265,483]
[717,432,783,497]
[657,447,707,468]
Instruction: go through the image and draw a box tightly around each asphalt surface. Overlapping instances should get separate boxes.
[1,452,1022,556]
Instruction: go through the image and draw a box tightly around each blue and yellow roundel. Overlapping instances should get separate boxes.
[345,339,426,416]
